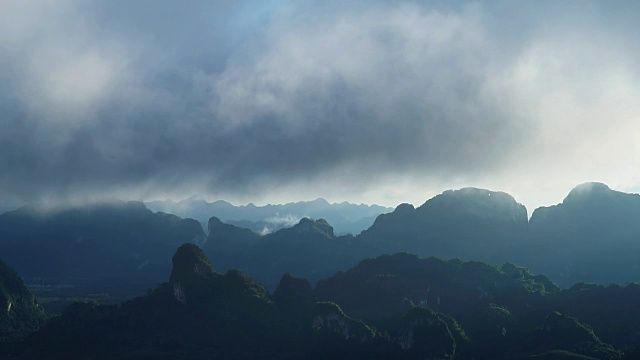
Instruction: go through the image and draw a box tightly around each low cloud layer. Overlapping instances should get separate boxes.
[1,1,640,211]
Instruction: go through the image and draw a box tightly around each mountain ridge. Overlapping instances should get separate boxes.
[146,196,393,235]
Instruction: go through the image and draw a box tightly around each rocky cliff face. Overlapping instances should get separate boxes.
[398,307,457,358]
[311,302,375,342]
[169,243,217,305]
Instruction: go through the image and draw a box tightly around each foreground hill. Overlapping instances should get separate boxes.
[22,244,400,359]
[0,201,205,289]
[316,253,640,358]
[0,260,45,342]
[146,196,392,235]
[11,246,640,359]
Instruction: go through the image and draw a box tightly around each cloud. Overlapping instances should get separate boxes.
[478,15,640,209]
[1,1,640,211]
[210,3,525,176]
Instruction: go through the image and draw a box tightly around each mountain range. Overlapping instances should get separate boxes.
[1,182,639,300]
[205,182,640,288]
[145,196,392,235]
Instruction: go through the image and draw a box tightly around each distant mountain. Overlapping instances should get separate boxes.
[204,217,359,289]
[0,201,205,287]
[201,183,640,290]
[146,196,392,235]
[358,187,529,262]
[530,182,640,239]
[2,181,640,307]
[0,260,45,341]
[350,183,640,287]
[527,182,640,286]
[199,189,534,291]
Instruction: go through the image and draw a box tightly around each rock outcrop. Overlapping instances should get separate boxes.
[0,260,45,340]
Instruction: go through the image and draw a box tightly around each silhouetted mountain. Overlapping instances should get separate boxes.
[199,183,640,290]
[207,216,261,245]
[146,196,392,235]
[204,217,359,289]
[199,188,537,291]
[4,182,640,300]
[346,183,640,287]
[0,201,205,290]
[359,187,528,262]
[0,260,45,341]
[527,182,640,286]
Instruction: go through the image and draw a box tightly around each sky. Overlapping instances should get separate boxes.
[1,0,640,213]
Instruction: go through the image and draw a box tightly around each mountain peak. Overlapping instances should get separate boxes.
[394,203,415,214]
[563,182,611,204]
[293,218,335,238]
[0,260,45,339]
[418,187,528,222]
[169,243,216,286]
[310,198,330,205]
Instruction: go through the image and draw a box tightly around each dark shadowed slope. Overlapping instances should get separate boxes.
[0,201,205,287]
[527,182,640,286]
[0,260,45,342]
[23,244,400,360]
[200,188,533,290]
[315,253,633,359]
[201,183,640,290]
[20,248,640,359]
[204,217,359,289]
[358,187,528,262]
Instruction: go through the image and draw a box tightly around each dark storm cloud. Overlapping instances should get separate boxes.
[2,1,640,208]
